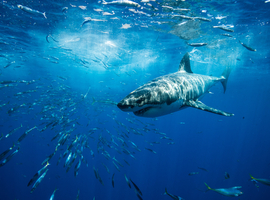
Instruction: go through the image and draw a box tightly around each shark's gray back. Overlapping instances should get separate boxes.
[137,72,221,106]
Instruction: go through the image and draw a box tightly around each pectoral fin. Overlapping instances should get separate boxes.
[185,100,234,117]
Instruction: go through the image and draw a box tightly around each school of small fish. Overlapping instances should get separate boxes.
[0,0,266,199]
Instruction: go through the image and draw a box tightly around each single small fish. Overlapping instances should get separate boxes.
[161,5,174,9]
[123,159,130,166]
[102,0,141,8]
[102,163,110,174]
[5,124,23,139]
[81,18,92,27]
[175,15,194,20]
[42,152,55,165]
[221,33,233,37]
[0,80,17,84]
[145,148,156,154]
[164,188,185,200]
[239,40,257,51]
[124,174,131,188]
[30,169,49,193]
[62,7,68,13]
[213,25,234,32]
[58,76,67,81]
[93,166,103,185]
[162,6,190,11]
[74,160,81,177]
[167,142,175,145]
[67,135,79,151]
[4,61,15,68]
[188,172,199,176]
[17,126,37,143]
[204,183,243,197]
[187,43,207,47]
[112,173,115,188]
[93,166,98,179]
[136,193,143,200]
[17,5,47,19]
[224,172,230,179]
[46,35,59,43]
[198,167,208,172]
[112,161,120,172]
[51,132,62,142]
[194,17,211,22]
[130,179,142,196]
[49,188,58,200]
[113,157,123,167]
[76,190,80,200]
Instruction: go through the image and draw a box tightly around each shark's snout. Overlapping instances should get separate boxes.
[117,100,135,111]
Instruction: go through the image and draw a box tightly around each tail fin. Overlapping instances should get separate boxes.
[249,174,255,180]
[220,66,232,93]
[92,97,96,105]
[204,183,211,191]
[43,12,47,19]
[164,188,168,195]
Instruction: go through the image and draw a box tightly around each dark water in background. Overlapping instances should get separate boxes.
[0,0,270,199]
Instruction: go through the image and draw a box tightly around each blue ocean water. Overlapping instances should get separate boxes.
[0,0,270,199]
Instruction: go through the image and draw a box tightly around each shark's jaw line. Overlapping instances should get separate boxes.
[133,100,184,118]
[133,106,154,116]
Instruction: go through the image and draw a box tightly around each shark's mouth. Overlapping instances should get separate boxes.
[133,106,153,116]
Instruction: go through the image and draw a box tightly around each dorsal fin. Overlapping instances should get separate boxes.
[178,53,193,73]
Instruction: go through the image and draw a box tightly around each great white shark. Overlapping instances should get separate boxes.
[117,52,233,118]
